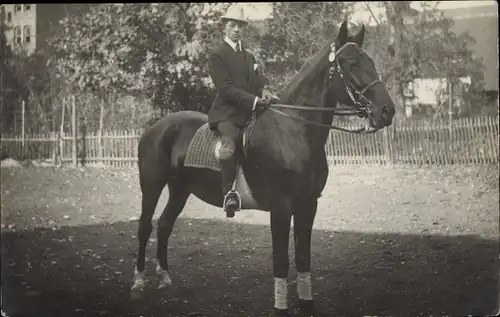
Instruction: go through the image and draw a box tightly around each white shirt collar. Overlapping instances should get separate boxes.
[224,36,242,52]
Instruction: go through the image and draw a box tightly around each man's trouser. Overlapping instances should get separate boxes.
[216,121,241,196]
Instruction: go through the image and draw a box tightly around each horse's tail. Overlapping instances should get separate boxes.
[132,114,181,293]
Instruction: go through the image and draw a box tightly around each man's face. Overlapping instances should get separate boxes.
[224,20,246,42]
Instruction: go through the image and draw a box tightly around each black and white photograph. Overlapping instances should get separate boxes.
[1,2,498,316]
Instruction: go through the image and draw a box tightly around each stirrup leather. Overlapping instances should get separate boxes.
[223,189,241,211]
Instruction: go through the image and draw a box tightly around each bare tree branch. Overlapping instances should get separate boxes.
[364,2,380,26]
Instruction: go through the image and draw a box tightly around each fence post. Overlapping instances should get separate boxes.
[80,121,86,166]
[51,132,57,165]
[59,97,65,166]
[382,128,392,165]
[98,98,104,164]
[59,132,63,165]
[21,99,25,154]
[72,95,77,167]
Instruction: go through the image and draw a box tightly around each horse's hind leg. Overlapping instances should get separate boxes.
[130,182,164,299]
[156,183,190,289]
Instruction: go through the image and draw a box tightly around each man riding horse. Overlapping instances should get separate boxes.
[132,13,397,314]
[208,7,279,214]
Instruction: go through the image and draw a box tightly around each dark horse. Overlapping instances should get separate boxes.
[130,21,396,317]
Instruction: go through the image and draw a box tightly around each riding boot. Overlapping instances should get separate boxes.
[220,153,239,217]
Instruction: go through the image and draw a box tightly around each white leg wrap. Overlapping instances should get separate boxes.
[274,277,288,310]
[131,267,145,290]
[156,261,172,288]
[297,272,313,300]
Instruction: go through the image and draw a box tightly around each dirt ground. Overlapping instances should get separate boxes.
[1,164,499,317]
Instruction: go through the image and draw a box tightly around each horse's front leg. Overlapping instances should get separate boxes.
[293,198,319,317]
[270,201,293,317]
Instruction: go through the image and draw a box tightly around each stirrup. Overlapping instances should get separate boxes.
[223,189,241,212]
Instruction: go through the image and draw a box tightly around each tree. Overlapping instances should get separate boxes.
[0,21,17,119]
[363,1,484,119]
[1,20,56,132]
[48,3,230,116]
[260,2,354,92]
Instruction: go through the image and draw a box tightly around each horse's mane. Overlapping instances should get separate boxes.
[277,38,335,104]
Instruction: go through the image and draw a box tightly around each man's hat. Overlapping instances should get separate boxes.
[220,6,249,25]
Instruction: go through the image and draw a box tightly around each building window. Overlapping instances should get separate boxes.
[24,26,31,44]
[403,81,415,98]
[14,4,22,13]
[15,27,22,44]
[24,5,31,11]
[7,12,12,22]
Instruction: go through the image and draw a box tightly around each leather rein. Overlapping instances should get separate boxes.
[269,105,370,133]
[267,42,381,134]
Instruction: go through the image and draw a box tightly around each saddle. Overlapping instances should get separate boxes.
[184,114,260,212]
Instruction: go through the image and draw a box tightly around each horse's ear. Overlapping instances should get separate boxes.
[354,24,365,47]
[336,20,349,46]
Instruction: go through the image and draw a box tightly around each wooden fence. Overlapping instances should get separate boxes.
[327,116,499,165]
[1,116,498,166]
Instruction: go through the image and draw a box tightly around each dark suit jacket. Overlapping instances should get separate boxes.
[208,41,269,129]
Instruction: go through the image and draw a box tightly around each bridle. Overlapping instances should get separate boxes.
[268,42,382,134]
[328,42,383,119]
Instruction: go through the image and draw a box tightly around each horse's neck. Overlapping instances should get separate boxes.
[307,109,335,151]
[274,72,336,151]
[291,90,336,151]
[275,104,334,153]
[317,111,335,146]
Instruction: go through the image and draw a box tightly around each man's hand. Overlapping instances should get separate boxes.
[256,97,270,109]
[262,90,280,104]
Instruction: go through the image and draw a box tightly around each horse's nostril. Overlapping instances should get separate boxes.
[382,106,394,118]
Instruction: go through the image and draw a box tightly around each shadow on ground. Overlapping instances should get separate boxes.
[1,218,498,317]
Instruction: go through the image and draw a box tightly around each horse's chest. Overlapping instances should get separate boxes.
[269,137,311,171]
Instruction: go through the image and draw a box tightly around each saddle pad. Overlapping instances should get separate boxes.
[184,123,223,172]
[184,116,257,172]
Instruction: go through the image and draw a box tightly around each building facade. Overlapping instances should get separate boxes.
[0,4,92,55]
[1,4,36,54]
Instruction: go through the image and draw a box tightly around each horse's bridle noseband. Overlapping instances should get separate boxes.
[268,41,382,134]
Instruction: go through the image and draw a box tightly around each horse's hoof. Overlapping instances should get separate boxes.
[157,278,172,289]
[157,273,173,289]
[156,264,173,289]
[130,278,146,301]
[273,307,289,317]
[298,299,318,317]
[129,289,144,301]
